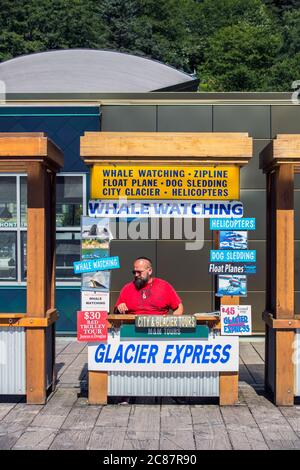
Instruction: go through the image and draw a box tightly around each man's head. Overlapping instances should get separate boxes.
[132,257,153,289]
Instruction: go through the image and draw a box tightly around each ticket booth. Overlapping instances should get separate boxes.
[80,131,253,405]
[0,133,63,404]
[260,135,300,406]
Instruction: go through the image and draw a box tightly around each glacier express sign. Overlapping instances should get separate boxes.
[88,200,243,219]
[91,165,240,200]
[88,335,239,372]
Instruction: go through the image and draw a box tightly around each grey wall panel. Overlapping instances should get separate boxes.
[110,290,213,315]
[240,292,265,332]
[108,371,219,397]
[295,174,300,189]
[240,190,266,240]
[247,241,266,292]
[240,140,269,190]
[110,240,156,290]
[213,105,271,139]
[271,105,300,137]
[295,242,300,292]
[101,105,156,131]
[157,241,213,291]
[157,218,210,241]
[295,292,300,314]
[157,105,212,132]
[295,191,300,239]
[178,291,213,314]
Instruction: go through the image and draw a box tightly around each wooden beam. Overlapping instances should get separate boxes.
[88,371,108,405]
[263,311,300,329]
[81,132,252,164]
[0,310,58,327]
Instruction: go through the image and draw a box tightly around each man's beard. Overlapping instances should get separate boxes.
[134,277,148,289]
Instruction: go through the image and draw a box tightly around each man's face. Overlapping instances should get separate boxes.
[132,259,152,289]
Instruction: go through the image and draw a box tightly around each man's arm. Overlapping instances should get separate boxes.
[173,302,184,316]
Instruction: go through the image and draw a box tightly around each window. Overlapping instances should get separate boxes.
[0,173,86,285]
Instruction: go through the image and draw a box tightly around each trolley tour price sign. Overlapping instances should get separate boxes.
[91,165,240,200]
[77,311,108,342]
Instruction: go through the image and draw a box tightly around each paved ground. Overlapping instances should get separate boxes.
[1,338,300,450]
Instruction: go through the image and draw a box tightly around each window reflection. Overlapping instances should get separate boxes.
[56,176,83,227]
[20,176,27,228]
[0,232,17,280]
[56,232,81,280]
[0,177,17,228]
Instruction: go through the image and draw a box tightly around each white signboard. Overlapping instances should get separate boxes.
[221,305,252,336]
[88,334,239,372]
[81,291,110,311]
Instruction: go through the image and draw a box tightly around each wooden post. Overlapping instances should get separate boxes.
[26,163,47,404]
[88,371,108,405]
[273,164,295,405]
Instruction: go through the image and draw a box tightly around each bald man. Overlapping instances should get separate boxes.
[115,256,184,316]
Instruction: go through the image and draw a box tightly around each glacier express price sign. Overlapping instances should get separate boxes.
[88,334,239,372]
[91,165,239,200]
[77,311,108,342]
[221,305,252,336]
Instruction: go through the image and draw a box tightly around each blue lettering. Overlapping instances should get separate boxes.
[232,203,243,216]
[134,344,141,362]
[219,204,231,216]
[139,344,149,364]
[148,345,158,363]
[95,344,106,363]
[221,345,232,363]
[172,345,185,363]
[114,345,123,363]
[211,344,222,364]
[202,345,213,363]
[191,345,203,363]
[164,344,174,363]
[104,344,112,363]
[124,345,135,364]
[182,345,194,363]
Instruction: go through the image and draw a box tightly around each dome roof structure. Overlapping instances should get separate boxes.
[0,49,198,93]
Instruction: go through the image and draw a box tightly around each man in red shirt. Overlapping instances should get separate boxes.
[115,257,184,316]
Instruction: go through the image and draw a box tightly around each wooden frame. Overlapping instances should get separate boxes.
[260,134,300,406]
[81,131,253,406]
[0,133,63,404]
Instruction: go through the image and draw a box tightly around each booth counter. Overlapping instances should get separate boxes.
[88,313,240,405]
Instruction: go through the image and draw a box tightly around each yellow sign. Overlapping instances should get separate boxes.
[91,165,239,200]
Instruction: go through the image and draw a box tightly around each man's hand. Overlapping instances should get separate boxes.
[117,303,129,314]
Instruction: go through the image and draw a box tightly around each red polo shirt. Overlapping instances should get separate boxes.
[115,277,182,315]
